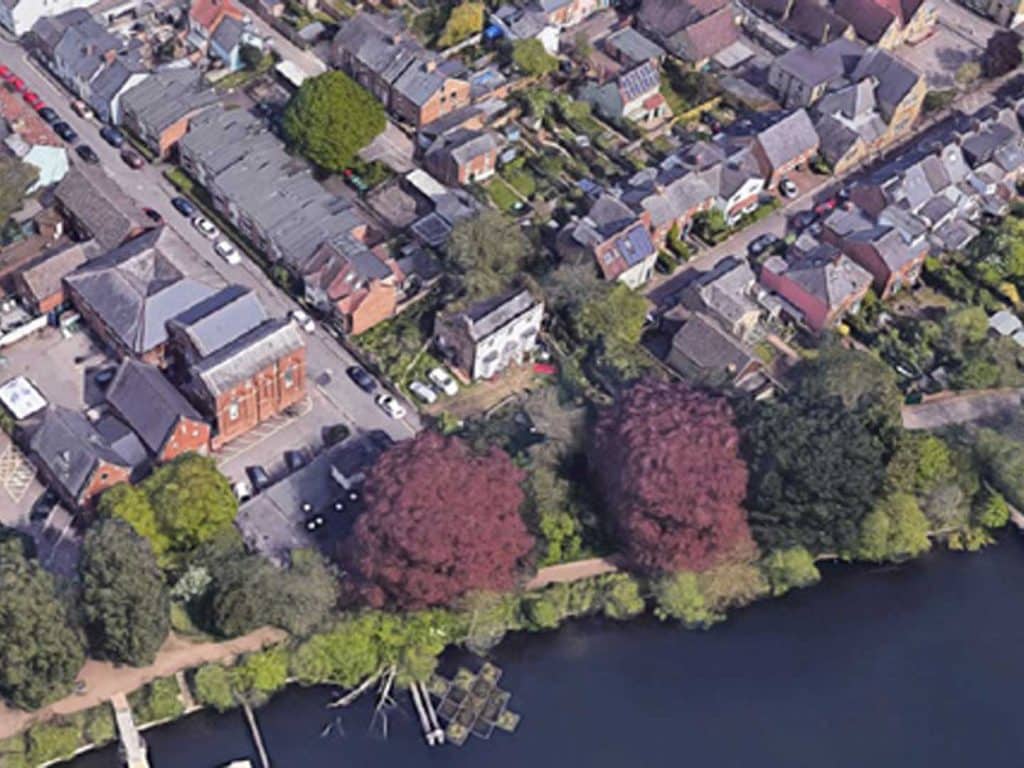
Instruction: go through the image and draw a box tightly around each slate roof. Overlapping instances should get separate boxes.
[671,313,755,374]
[19,242,96,303]
[755,109,819,169]
[52,16,120,84]
[168,284,268,357]
[211,14,245,53]
[178,106,270,178]
[676,7,739,62]
[426,129,498,167]
[834,0,896,42]
[106,359,205,455]
[461,288,541,341]
[772,36,864,89]
[64,227,217,355]
[604,27,665,65]
[87,52,145,115]
[766,242,873,310]
[28,406,135,502]
[851,48,920,121]
[638,0,730,36]
[54,167,145,250]
[783,0,850,45]
[31,9,92,59]
[191,318,305,396]
[121,69,218,135]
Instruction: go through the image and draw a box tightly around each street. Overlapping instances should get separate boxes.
[0,37,420,467]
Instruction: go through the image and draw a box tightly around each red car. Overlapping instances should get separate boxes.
[813,198,838,216]
[9,77,26,93]
[32,100,48,113]
[23,91,42,107]
[0,65,10,79]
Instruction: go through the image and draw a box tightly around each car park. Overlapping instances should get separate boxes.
[100,126,124,147]
[192,216,218,239]
[427,366,458,396]
[290,309,315,333]
[75,144,100,164]
[409,380,437,404]
[246,465,272,491]
[346,365,376,393]
[94,368,116,387]
[779,178,798,198]
[120,148,144,169]
[375,393,406,419]
[29,490,59,522]
[37,107,58,124]
[53,122,77,143]
[285,450,309,472]
[215,239,241,265]
[171,196,196,216]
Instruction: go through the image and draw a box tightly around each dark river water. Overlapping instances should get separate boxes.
[66,537,1024,768]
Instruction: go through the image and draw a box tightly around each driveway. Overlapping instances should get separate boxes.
[902,389,1024,430]
[897,26,982,89]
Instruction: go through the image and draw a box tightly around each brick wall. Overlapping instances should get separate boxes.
[80,461,132,507]
[158,417,211,462]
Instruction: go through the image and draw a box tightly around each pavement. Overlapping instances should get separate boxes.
[902,389,1024,430]
[0,38,421,478]
[248,14,327,78]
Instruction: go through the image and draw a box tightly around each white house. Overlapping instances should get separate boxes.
[0,0,98,36]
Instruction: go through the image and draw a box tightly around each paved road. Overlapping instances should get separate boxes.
[248,13,327,78]
[0,38,419,447]
[902,389,1024,430]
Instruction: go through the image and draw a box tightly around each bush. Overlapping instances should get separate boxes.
[760,547,820,596]
[25,721,81,766]
[83,705,116,746]
[651,572,722,628]
[130,677,184,724]
[194,664,237,712]
[232,647,290,700]
[601,574,646,620]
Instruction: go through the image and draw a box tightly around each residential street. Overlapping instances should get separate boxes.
[0,38,419,455]
[246,13,327,78]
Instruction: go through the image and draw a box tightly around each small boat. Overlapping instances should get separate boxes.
[222,762,253,768]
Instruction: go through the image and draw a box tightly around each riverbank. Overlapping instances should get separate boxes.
[62,536,1024,768]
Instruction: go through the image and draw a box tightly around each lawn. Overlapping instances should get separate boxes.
[487,177,523,212]
[501,165,537,199]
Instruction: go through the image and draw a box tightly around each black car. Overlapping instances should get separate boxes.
[142,207,163,224]
[346,365,376,393]
[53,121,77,142]
[37,107,58,124]
[99,126,124,147]
[246,465,272,491]
[284,450,309,472]
[791,210,818,231]
[75,144,100,164]
[367,429,394,455]
[171,196,196,217]
[30,490,59,522]
[748,233,779,257]
[94,367,116,387]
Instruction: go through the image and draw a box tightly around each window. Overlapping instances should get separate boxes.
[283,367,295,389]
[227,401,240,421]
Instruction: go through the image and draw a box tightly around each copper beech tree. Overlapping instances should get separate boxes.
[343,432,535,609]
[590,379,754,574]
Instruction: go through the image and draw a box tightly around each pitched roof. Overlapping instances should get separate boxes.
[191,318,305,396]
[766,242,873,309]
[28,406,136,501]
[671,313,756,374]
[773,36,865,89]
[784,0,850,44]
[167,284,268,357]
[426,129,499,166]
[19,242,96,303]
[638,0,729,35]
[212,14,245,51]
[120,69,218,134]
[618,61,660,102]
[64,227,217,354]
[190,0,244,32]
[755,109,819,169]
[604,27,666,65]
[851,48,921,120]
[54,167,146,250]
[675,6,739,62]
[457,288,542,341]
[105,359,205,455]
[833,0,895,43]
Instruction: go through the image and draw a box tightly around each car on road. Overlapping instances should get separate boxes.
[791,209,818,231]
[192,216,218,239]
[37,106,58,124]
[53,121,77,142]
[748,233,779,257]
[232,481,253,503]
[100,126,125,147]
[214,239,241,265]
[120,148,144,169]
[427,366,458,396]
[409,380,437,404]
[290,309,315,333]
[246,465,272,491]
[94,368,117,387]
[375,393,407,420]
[22,91,42,108]
[75,144,100,164]
[142,207,162,224]
[779,178,798,198]
[171,196,196,216]
[8,76,26,93]
[346,365,376,393]
[70,100,92,118]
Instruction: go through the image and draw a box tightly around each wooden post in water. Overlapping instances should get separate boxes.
[242,701,271,768]
[409,683,440,746]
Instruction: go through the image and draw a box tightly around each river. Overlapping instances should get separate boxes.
[65,537,1024,768]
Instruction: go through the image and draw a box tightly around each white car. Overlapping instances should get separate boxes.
[428,366,459,397]
[232,480,252,503]
[290,309,315,333]
[214,239,241,265]
[376,393,407,420]
[779,178,798,198]
[192,216,218,239]
[409,380,437,404]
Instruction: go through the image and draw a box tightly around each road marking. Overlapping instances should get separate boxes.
[0,443,35,502]
[216,395,314,465]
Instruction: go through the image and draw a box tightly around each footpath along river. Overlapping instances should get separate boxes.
[64,536,1024,767]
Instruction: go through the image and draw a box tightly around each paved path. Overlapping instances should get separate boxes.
[0,628,285,741]
[902,389,1024,430]
[526,556,623,590]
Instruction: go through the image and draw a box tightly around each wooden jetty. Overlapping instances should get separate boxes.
[111,693,149,768]
[410,681,445,745]
[242,701,271,768]
[425,663,520,747]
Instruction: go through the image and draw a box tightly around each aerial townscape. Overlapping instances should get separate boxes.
[2,0,1024,761]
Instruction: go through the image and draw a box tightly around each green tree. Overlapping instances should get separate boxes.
[884,433,956,496]
[975,488,1010,528]
[651,572,722,628]
[574,282,651,382]
[955,61,982,86]
[98,484,167,557]
[760,547,820,596]
[130,677,183,723]
[239,42,264,69]
[282,71,386,172]
[522,586,569,630]
[80,519,170,666]
[573,31,593,61]
[513,39,558,77]
[232,648,289,699]
[975,428,1024,508]
[697,562,769,613]
[526,462,583,565]
[83,706,116,745]
[207,549,337,637]
[0,158,38,224]
[601,574,646,620]
[25,722,80,766]
[856,493,931,562]
[193,664,237,711]
[448,209,530,301]
[438,2,484,47]
[145,455,237,554]
[0,539,84,709]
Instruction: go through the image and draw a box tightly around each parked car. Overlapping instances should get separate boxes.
[290,309,315,333]
[100,126,124,147]
[375,393,407,420]
[246,465,272,491]
[285,450,309,472]
[305,515,326,532]
[94,367,116,387]
[22,90,41,107]
[232,481,253,503]
[0,65,10,80]
[192,216,218,239]
[75,144,100,164]
[142,207,162,224]
[120,148,144,169]
[346,365,376,393]
[748,233,779,257]
[53,121,77,143]
[70,100,92,118]
[427,366,458,397]
[814,198,838,216]
[409,380,437,404]
[791,210,818,231]
[779,178,798,198]
[8,77,26,93]
[214,239,241,265]
[171,196,196,217]
[37,106,58,124]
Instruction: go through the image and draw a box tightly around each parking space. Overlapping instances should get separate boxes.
[896,26,982,89]
[359,121,415,173]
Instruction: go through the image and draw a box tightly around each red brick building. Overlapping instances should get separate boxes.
[423,129,499,186]
[302,242,404,335]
